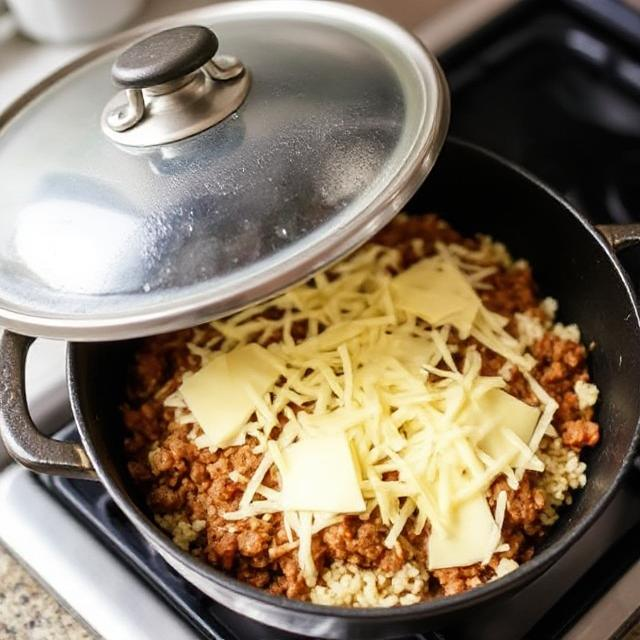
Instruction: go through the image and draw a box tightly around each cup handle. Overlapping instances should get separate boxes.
[0,330,97,480]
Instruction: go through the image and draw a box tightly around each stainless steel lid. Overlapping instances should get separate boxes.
[0,1,449,341]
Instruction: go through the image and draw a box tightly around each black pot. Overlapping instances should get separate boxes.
[2,139,640,638]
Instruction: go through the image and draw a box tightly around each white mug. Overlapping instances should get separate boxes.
[6,0,146,44]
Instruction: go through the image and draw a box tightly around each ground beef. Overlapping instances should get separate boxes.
[482,266,539,317]
[122,214,600,603]
[560,420,600,449]
[319,515,409,573]
[432,564,494,596]
[489,474,546,536]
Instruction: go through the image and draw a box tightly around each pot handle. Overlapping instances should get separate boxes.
[596,224,640,251]
[0,331,97,480]
[597,224,640,475]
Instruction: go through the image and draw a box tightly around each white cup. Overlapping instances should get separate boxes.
[6,0,146,44]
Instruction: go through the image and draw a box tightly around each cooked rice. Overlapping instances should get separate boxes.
[551,323,581,343]
[309,561,427,607]
[574,380,599,411]
[537,437,587,526]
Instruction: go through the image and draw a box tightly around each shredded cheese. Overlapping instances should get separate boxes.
[172,240,559,584]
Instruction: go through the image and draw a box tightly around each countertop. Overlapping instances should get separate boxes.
[0,547,95,640]
[0,1,516,637]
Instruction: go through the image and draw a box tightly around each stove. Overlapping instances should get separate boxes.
[442,0,640,227]
[2,1,640,639]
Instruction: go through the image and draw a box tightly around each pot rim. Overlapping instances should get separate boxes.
[68,137,640,622]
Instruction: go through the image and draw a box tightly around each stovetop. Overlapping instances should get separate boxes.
[442,0,640,226]
[2,1,640,639]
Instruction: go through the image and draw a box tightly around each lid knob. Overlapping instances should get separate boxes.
[112,26,219,89]
[101,25,250,146]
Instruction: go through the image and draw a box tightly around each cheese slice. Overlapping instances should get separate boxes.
[180,343,280,449]
[393,284,469,323]
[384,333,436,377]
[458,388,540,468]
[297,323,364,352]
[281,434,366,513]
[428,494,498,569]
[299,406,370,433]
[391,258,480,338]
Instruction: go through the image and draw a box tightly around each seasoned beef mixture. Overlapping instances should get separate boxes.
[123,214,599,605]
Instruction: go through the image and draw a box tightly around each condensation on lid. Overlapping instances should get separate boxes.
[0,0,449,340]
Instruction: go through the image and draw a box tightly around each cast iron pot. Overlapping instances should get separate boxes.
[2,139,640,639]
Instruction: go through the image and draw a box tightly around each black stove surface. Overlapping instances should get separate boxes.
[442,0,640,226]
[38,2,640,639]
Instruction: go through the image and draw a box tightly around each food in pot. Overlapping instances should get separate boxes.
[123,214,600,606]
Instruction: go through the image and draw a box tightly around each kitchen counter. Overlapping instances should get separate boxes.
[0,546,95,639]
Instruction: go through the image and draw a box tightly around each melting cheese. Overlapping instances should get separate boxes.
[459,388,541,468]
[428,494,499,570]
[391,257,481,338]
[179,344,280,448]
[281,434,365,513]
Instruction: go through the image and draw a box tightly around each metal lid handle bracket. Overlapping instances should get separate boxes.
[101,25,250,147]
[0,331,96,480]
[107,88,145,132]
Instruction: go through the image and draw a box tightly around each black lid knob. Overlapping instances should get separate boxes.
[112,25,219,89]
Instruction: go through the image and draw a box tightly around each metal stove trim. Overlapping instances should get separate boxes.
[0,465,201,640]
